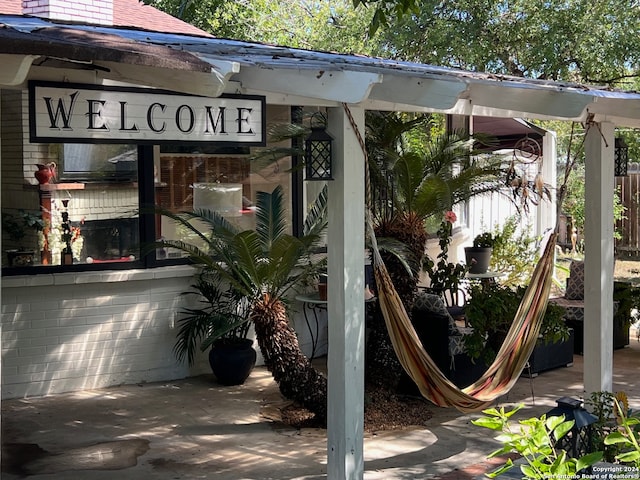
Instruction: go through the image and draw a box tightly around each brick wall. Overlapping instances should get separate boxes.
[1,264,325,399]
[22,0,114,26]
[1,266,213,399]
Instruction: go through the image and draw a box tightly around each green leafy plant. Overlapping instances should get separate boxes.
[174,272,251,366]
[489,216,538,287]
[614,282,640,332]
[604,397,640,467]
[587,391,629,463]
[423,211,469,295]
[1,210,44,245]
[472,404,602,479]
[464,283,569,364]
[473,231,498,248]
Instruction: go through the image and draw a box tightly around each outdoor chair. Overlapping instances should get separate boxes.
[396,291,484,391]
[441,286,468,327]
[550,260,623,354]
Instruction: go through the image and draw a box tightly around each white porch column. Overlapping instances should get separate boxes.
[538,131,557,236]
[583,121,615,394]
[326,105,365,480]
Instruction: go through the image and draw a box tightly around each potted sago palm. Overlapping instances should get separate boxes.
[156,185,330,423]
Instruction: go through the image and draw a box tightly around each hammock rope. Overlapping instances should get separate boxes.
[342,103,557,412]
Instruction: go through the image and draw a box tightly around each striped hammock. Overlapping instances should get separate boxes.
[371,228,557,412]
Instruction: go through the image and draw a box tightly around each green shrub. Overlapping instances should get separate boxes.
[473,404,602,479]
[489,216,538,288]
[464,283,569,364]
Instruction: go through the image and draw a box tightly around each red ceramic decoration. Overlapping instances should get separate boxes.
[35,163,56,185]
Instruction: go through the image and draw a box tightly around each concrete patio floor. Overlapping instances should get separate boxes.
[2,330,639,480]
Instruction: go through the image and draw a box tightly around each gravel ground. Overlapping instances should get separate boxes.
[280,386,434,432]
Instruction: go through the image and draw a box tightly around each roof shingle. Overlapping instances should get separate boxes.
[0,0,210,36]
[113,0,210,37]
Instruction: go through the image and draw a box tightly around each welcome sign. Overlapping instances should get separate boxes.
[29,81,266,145]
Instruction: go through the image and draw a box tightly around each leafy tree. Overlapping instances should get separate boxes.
[148,0,380,54]
[152,1,639,90]
[357,0,640,88]
[352,0,418,35]
[147,0,254,38]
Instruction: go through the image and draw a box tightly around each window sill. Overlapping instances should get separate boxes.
[1,264,196,288]
[39,182,85,191]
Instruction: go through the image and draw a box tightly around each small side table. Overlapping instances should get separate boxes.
[467,271,503,288]
[295,293,327,360]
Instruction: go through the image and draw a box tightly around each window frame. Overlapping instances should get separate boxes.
[2,107,306,276]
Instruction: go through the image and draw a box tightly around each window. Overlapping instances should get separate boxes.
[155,147,292,258]
[1,90,294,273]
[59,143,138,182]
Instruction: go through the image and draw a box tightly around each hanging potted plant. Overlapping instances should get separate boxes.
[174,272,255,386]
[465,231,497,274]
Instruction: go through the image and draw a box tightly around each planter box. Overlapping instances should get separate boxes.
[567,316,628,355]
[526,328,574,377]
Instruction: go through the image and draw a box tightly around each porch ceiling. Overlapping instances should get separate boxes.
[1,14,640,128]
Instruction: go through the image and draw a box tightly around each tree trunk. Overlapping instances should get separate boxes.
[251,294,327,424]
[366,211,426,389]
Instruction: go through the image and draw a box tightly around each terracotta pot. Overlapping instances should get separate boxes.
[318,283,328,301]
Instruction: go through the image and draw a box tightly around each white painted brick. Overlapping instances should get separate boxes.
[46,326,76,337]
[59,299,88,309]
[29,336,62,347]
[2,320,32,332]
[57,316,88,327]
[1,267,212,399]
[34,318,60,329]
[111,295,142,306]
[83,315,118,325]
[18,346,47,357]
[14,327,49,339]
[1,348,18,360]
[29,301,61,312]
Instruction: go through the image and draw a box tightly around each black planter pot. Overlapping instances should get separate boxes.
[209,338,257,386]
[464,247,492,274]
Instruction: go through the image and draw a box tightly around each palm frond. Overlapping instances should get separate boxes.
[225,230,264,292]
[393,151,425,211]
[371,236,419,277]
[303,185,328,237]
[154,238,212,265]
[256,186,288,252]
